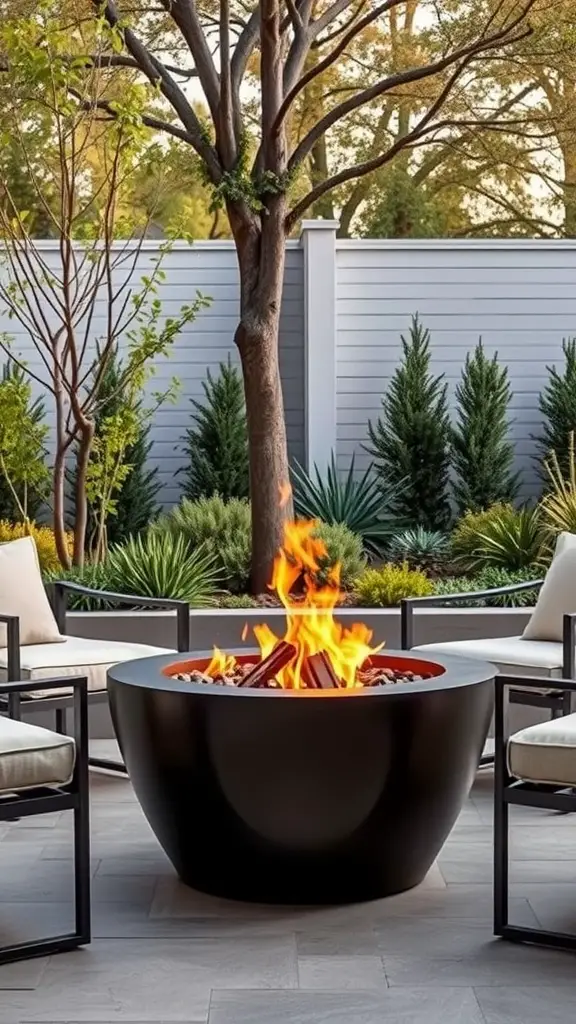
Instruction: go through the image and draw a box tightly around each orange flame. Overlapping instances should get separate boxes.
[202,486,383,688]
[206,646,236,677]
[253,517,382,688]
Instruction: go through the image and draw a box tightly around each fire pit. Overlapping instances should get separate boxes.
[108,513,494,904]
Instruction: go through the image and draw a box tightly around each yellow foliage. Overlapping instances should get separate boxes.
[540,433,576,540]
[0,521,72,573]
[354,563,434,607]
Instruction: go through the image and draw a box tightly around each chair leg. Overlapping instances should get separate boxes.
[55,708,67,735]
[74,717,91,944]
[493,772,508,936]
[494,674,508,937]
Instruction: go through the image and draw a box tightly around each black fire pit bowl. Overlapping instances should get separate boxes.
[108,649,494,905]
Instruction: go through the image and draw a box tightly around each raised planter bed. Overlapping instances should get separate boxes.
[68,605,533,651]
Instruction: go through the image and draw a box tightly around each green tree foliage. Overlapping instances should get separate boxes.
[452,340,520,513]
[180,358,249,501]
[536,338,576,483]
[0,7,207,567]
[367,315,452,530]
[0,359,49,522]
[81,347,160,554]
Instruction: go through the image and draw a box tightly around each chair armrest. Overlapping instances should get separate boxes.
[563,613,576,679]
[400,578,545,650]
[0,613,21,718]
[51,581,190,652]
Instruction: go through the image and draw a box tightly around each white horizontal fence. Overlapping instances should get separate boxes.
[0,239,305,508]
[1,229,575,506]
[333,238,576,499]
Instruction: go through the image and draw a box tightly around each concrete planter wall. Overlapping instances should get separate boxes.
[68,605,532,652]
[45,606,530,738]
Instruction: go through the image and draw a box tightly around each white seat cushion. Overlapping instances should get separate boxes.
[0,636,172,698]
[414,637,563,675]
[509,713,576,786]
[0,716,75,793]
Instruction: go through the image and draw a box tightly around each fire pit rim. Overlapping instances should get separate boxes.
[110,649,497,697]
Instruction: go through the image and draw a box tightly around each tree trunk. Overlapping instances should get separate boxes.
[53,383,71,570]
[53,446,71,570]
[231,200,291,594]
[72,422,94,568]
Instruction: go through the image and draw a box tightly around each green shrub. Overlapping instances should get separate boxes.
[539,435,576,550]
[451,340,520,513]
[217,593,260,609]
[432,567,541,608]
[291,453,402,557]
[432,576,479,606]
[106,532,218,605]
[388,526,450,571]
[179,358,249,500]
[43,562,117,611]
[354,563,434,607]
[473,566,541,607]
[535,338,576,484]
[91,345,160,548]
[0,360,50,521]
[452,504,511,560]
[452,504,543,571]
[154,495,251,592]
[310,522,367,590]
[366,314,452,530]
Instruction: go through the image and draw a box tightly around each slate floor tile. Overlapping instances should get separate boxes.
[207,988,485,1023]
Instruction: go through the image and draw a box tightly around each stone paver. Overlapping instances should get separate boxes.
[0,768,574,1023]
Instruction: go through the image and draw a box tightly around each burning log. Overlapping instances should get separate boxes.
[301,651,342,689]
[238,641,297,688]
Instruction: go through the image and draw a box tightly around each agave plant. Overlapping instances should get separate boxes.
[388,526,450,570]
[107,532,218,605]
[457,505,544,572]
[291,454,404,557]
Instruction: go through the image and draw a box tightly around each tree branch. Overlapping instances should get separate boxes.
[288,14,535,173]
[260,0,285,173]
[157,0,221,118]
[94,0,222,182]
[285,33,535,231]
[230,10,260,96]
[275,0,405,135]
[218,0,237,165]
[84,54,199,78]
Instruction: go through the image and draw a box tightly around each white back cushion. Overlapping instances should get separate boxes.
[523,546,576,643]
[0,537,63,647]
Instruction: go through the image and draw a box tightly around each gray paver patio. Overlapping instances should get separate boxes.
[1,761,575,1023]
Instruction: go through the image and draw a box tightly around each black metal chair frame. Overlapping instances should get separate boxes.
[0,582,190,774]
[494,671,576,951]
[0,674,90,966]
[400,581,575,767]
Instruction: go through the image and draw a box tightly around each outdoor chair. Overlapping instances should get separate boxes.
[494,672,576,951]
[401,579,574,764]
[0,674,90,966]
[0,536,190,773]
[401,534,576,762]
